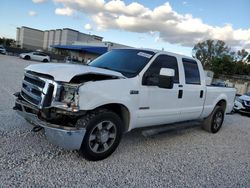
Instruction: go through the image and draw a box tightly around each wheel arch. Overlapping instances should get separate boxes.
[215,99,227,112]
[93,103,131,132]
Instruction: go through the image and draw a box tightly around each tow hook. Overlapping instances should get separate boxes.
[32,126,44,132]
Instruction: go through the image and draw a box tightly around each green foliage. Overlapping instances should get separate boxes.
[211,57,250,77]
[193,39,250,76]
[192,40,232,68]
[0,37,16,47]
[211,56,235,77]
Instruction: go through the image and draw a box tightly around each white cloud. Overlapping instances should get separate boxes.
[28,11,37,16]
[182,1,187,5]
[54,0,105,14]
[52,0,250,50]
[32,0,47,3]
[55,7,74,16]
[154,36,161,43]
[84,23,92,31]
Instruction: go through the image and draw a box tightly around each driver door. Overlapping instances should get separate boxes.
[137,54,182,127]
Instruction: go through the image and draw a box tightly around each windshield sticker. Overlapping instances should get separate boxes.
[137,52,153,59]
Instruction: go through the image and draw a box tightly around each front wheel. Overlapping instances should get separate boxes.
[77,109,123,161]
[202,106,225,133]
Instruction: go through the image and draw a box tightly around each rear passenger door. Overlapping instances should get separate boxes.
[180,58,206,121]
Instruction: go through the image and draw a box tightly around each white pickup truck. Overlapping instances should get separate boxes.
[14,49,236,161]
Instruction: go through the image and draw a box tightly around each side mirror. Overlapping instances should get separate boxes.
[158,68,175,89]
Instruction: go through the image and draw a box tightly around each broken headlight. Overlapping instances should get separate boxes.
[59,84,79,111]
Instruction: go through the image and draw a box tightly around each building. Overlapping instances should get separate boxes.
[16,26,103,50]
[16,27,44,50]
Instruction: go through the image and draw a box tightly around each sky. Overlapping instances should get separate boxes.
[0,0,249,56]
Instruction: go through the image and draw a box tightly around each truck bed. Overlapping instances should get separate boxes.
[201,86,236,118]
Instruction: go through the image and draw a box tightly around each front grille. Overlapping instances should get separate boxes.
[21,72,54,108]
[23,74,45,88]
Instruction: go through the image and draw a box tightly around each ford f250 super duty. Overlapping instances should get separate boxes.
[14,49,236,161]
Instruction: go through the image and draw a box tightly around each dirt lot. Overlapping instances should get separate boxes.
[0,55,250,187]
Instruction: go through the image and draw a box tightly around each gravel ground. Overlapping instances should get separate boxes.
[0,55,250,187]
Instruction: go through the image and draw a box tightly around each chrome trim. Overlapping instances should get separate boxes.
[21,87,41,101]
[22,79,43,92]
[25,72,45,83]
[21,71,60,109]
[21,71,82,112]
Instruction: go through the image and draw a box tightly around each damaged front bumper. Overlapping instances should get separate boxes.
[14,96,86,150]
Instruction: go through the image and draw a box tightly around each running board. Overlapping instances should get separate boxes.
[141,121,201,137]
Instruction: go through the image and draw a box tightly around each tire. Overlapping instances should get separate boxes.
[77,109,123,161]
[24,55,30,60]
[43,59,48,62]
[202,106,225,133]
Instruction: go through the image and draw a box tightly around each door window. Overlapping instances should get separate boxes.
[38,53,47,56]
[182,58,201,85]
[143,55,179,86]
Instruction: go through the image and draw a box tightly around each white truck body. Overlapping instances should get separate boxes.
[14,48,236,160]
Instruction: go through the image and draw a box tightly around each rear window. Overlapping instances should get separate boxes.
[182,58,201,85]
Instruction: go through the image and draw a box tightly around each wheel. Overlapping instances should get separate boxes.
[76,109,123,161]
[202,106,225,133]
[43,59,48,62]
[24,55,30,60]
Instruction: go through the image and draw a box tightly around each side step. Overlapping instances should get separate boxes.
[141,121,201,137]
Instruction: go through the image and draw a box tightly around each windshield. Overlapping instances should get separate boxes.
[89,49,155,77]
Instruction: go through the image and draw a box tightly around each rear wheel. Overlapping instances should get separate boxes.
[202,106,225,133]
[24,55,30,60]
[77,109,123,161]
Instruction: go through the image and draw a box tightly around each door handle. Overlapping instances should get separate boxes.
[200,90,204,98]
[178,90,183,99]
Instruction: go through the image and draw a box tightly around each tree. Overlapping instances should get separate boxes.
[211,55,236,77]
[235,49,249,62]
[192,40,232,68]
[0,37,16,47]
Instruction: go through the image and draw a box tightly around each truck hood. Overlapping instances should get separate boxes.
[25,63,125,82]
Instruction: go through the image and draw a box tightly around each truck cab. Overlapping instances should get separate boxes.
[14,48,236,161]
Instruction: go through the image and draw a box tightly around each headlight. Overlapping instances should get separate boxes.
[59,84,79,111]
